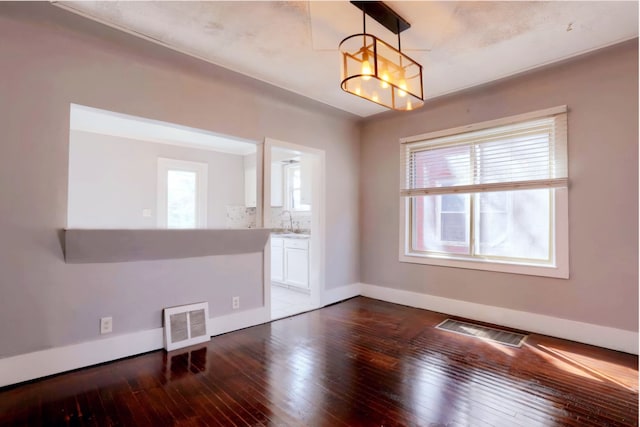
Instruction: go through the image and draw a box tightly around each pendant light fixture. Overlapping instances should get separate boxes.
[339,1,424,111]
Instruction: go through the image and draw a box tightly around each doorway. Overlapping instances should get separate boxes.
[263,139,325,320]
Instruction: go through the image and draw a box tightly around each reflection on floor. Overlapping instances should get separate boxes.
[271,284,315,319]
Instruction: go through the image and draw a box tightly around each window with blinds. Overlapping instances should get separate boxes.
[399,106,569,278]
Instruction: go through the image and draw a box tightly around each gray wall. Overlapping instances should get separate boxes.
[360,40,639,332]
[68,130,245,229]
[0,3,360,358]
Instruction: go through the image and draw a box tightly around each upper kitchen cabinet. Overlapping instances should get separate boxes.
[244,153,284,208]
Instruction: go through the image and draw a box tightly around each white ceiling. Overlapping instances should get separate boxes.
[57,1,638,118]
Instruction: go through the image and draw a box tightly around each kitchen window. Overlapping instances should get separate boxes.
[400,106,569,278]
[285,163,311,212]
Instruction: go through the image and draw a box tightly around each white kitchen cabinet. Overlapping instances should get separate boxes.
[271,236,309,290]
[270,237,284,282]
[245,156,284,208]
[284,238,309,289]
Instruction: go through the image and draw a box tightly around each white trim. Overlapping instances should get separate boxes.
[322,283,363,306]
[400,105,567,144]
[207,306,270,336]
[360,283,638,355]
[399,108,570,279]
[263,138,326,317]
[0,328,164,388]
[0,306,270,388]
[2,282,635,387]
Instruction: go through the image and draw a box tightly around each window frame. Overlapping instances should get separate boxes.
[157,158,208,229]
[399,106,569,279]
[284,163,311,212]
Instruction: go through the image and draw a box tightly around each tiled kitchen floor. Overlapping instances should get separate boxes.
[271,285,315,319]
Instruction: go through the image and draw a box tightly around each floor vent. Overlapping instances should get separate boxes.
[435,319,527,347]
[163,302,210,351]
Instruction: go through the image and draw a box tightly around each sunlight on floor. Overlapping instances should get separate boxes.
[271,285,315,319]
[538,344,638,392]
[525,343,638,391]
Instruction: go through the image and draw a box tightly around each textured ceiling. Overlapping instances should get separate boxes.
[57,1,638,117]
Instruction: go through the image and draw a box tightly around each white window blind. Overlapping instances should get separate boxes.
[401,107,568,196]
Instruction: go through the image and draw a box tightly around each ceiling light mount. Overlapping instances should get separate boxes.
[339,1,424,111]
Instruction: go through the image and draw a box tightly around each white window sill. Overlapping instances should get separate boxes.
[399,252,569,279]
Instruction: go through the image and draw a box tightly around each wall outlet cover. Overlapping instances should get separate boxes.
[100,317,113,334]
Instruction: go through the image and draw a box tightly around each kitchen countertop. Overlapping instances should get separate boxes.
[271,231,310,239]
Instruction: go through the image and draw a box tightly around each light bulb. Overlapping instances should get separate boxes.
[398,80,408,98]
[354,87,361,96]
[380,72,390,89]
[406,100,413,111]
[372,92,379,102]
[361,60,372,81]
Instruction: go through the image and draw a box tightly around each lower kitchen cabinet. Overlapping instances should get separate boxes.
[271,236,309,290]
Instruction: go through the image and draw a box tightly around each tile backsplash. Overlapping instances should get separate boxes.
[225,206,311,233]
[225,206,257,229]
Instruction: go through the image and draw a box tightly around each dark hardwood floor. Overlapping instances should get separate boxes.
[0,297,637,426]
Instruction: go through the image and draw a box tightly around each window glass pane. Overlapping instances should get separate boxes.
[292,168,301,189]
[411,195,470,254]
[441,194,465,212]
[286,164,310,211]
[475,189,551,261]
[167,170,197,228]
[441,213,466,242]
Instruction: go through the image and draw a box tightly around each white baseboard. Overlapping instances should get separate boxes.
[0,306,271,388]
[361,283,638,355]
[322,282,362,306]
[207,306,270,336]
[2,283,636,388]
[0,328,164,388]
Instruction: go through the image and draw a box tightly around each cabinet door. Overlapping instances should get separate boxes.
[271,239,284,282]
[284,247,309,288]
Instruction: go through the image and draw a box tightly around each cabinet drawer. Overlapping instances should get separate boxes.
[271,237,284,248]
[284,238,308,249]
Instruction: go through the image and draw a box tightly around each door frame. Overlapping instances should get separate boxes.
[262,138,326,317]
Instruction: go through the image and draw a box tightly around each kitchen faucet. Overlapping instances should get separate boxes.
[281,210,294,232]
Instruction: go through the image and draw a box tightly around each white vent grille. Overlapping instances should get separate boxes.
[436,319,527,347]
[164,302,210,351]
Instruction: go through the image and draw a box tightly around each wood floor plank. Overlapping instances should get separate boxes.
[0,297,637,426]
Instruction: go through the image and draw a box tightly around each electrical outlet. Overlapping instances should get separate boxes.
[232,296,240,310]
[100,317,113,334]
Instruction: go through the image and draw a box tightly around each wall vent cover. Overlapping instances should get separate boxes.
[163,302,210,351]
[435,319,527,347]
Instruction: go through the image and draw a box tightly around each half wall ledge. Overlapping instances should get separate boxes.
[64,229,271,263]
